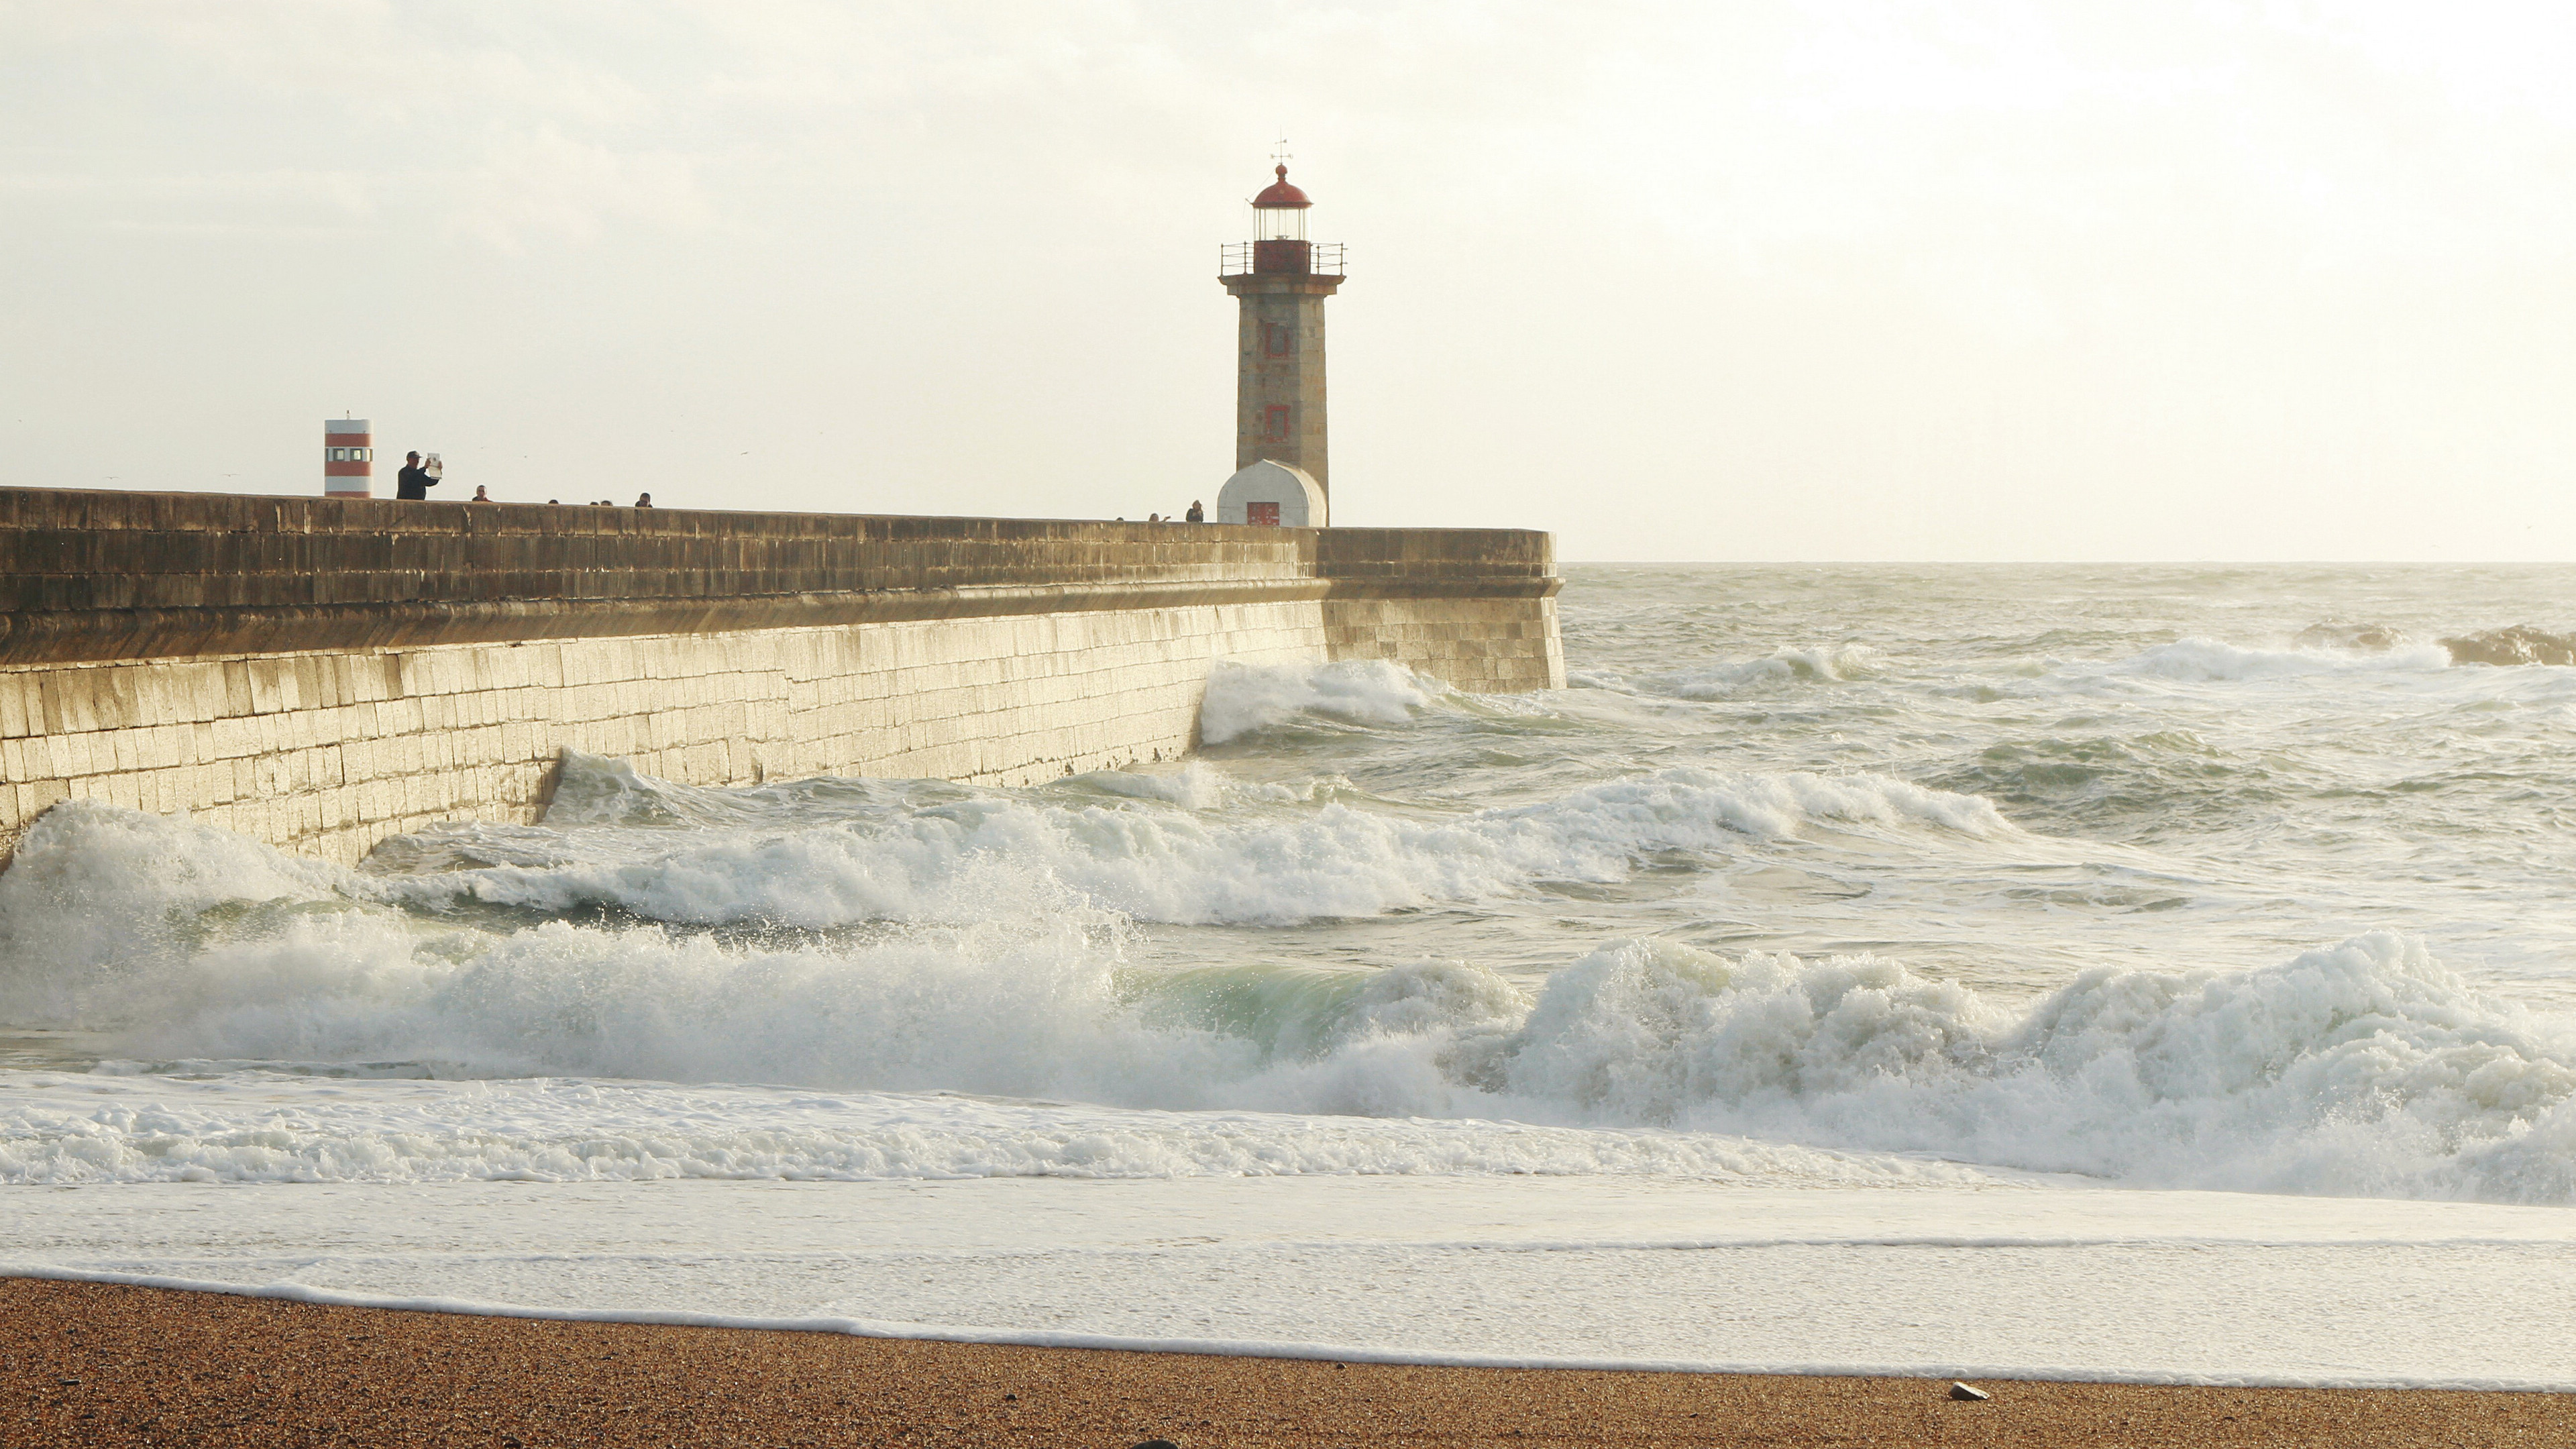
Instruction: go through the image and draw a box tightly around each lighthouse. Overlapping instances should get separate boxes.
[1219,162,1343,524]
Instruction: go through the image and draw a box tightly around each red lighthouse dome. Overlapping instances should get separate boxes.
[1223,156,1341,274]
[1252,164,1311,209]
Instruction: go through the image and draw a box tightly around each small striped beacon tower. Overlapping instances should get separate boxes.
[323,418,374,498]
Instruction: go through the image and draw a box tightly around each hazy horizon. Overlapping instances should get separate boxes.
[7,2,2574,563]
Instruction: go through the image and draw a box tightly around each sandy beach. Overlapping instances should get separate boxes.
[3,1279,2567,1447]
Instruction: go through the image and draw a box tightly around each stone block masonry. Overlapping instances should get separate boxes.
[0,490,1564,866]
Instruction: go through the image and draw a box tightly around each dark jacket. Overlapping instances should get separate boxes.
[396,465,439,500]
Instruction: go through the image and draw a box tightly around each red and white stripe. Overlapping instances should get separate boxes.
[324,419,373,498]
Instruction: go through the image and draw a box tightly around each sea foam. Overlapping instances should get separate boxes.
[0,1071,1996,1189]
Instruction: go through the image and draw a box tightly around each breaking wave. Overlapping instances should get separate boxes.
[350,755,2014,929]
[1,801,2570,1203]
[1492,933,2576,1204]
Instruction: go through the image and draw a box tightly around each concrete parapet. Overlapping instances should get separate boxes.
[0,489,1564,864]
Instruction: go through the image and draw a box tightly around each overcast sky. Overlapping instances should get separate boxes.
[5,1,2574,560]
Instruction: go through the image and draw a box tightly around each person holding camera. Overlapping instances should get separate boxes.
[395,451,441,500]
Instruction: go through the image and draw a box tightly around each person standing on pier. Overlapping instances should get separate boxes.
[395,451,441,500]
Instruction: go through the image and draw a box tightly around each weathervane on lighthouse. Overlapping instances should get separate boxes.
[1216,149,1344,527]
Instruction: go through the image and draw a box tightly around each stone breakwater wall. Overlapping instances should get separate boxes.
[0,489,1563,865]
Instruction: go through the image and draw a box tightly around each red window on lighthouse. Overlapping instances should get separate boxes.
[1265,405,1290,441]
[1263,323,1292,356]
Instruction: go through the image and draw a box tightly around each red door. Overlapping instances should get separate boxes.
[1248,501,1281,526]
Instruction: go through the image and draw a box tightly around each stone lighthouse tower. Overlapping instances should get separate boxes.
[1221,163,1344,509]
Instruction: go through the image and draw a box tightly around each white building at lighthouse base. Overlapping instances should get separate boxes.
[1216,459,1326,527]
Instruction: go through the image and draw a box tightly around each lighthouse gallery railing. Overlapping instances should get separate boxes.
[1220,241,1346,277]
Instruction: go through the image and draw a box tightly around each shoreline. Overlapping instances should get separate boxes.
[9,1279,2571,1448]
[5,1260,2567,1395]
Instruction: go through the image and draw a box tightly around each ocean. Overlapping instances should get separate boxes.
[5,564,2575,1387]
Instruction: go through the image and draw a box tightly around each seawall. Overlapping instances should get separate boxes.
[0,489,1564,865]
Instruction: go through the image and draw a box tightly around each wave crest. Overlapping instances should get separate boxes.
[1646,645,1884,700]
[2104,637,2452,682]
[2440,626,2576,667]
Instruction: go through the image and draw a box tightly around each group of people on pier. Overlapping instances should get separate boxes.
[389,451,649,508]
[391,460,1205,522]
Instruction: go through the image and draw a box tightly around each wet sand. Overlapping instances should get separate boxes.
[4,1277,2568,1446]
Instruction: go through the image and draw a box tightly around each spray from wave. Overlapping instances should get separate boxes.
[1197,658,1449,744]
